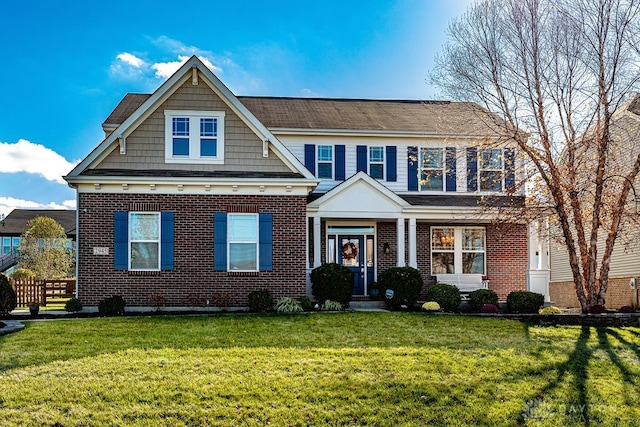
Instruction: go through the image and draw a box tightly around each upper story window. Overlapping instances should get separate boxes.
[369,146,384,180]
[317,145,333,179]
[479,149,503,191]
[420,147,445,191]
[164,110,225,164]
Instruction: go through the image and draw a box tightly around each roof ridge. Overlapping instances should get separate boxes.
[237,96,452,104]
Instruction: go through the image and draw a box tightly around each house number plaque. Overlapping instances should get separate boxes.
[93,247,109,255]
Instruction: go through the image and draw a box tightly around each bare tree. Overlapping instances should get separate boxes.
[430,0,640,311]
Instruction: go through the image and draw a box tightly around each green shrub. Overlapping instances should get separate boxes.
[322,300,343,311]
[11,268,35,281]
[468,289,499,312]
[425,283,461,312]
[310,263,353,305]
[506,291,544,313]
[377,266,423,309]
[297,296,313,311]
[64,297,83,313]
[539,306,562,315]
[98,295,126,316]
[248,289,273,312]
[422,301,441,311]
[0,274,17,316]
[276,297,303,313]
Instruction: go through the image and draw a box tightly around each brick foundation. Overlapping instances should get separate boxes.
[77,193,308,307]
[550,277,640,309]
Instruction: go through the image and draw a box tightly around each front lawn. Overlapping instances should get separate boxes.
[0,313,638,426]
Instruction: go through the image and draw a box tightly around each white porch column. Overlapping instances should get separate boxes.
[527,219,550,302]
[408,217,417,268]
[397,217,406,267]
[313,216,322,268]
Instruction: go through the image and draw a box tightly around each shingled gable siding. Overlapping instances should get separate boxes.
[76,193,307,307]
[96,78,291,174]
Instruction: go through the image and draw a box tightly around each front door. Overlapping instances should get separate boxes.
[339,235,365,295]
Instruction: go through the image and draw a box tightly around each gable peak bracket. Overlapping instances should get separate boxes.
[191,67,198,86]
[118,135,126,154]
[263,139,270,158]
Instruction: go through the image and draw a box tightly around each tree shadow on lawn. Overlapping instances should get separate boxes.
[516,325,640,425]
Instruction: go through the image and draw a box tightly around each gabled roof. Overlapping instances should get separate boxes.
[67,56,315,181]
[1,209,76,236]
[101,94,501,136]
[307,172,409,218]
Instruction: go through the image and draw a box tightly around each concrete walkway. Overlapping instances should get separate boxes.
[0,320,25,336]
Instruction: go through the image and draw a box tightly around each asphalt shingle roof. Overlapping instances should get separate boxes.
[102,93,499,136]
[0,209,76,236]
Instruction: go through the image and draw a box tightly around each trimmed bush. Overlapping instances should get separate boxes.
[480,303,499,313]
[425,283,461,312]
[588,304,607,314]
[422,301,441,311]
[248,289,273,312]
[98,295,126,316]
[310,263,353,305]
[377,266,423,309]
[506,291,544,313]
[0,274,17,316]
[64,297,83,313]
[297,296,313,311]
[539,306,562,315]
[468,289,499,312]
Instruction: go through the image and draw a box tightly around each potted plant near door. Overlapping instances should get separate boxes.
[27,301,40,316]
[368,281,380,298]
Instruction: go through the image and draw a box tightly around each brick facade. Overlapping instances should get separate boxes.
[308,220,528,301]
[78,193,307,307]
[550,277,640,309]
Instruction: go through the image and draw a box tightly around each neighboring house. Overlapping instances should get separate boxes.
[65,56,547,309]
[549,96,640,309]
[0,209,77,272]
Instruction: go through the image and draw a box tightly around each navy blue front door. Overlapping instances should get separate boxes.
[340,235,365,295]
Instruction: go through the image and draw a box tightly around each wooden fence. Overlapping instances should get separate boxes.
[10,278,76,307]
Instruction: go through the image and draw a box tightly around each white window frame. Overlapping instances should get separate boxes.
[164,110,225,164]
[420,147,445,192]
[430,226,486,275]
[369,146,385,180]
[129,212,161,271]
[479,148,504,192]
[227,213,259,272]
[317,145,333,179]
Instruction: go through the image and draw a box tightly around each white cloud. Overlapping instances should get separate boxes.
[0,139,78,184]
[151,55,221,79]
[116,52,145,68]
[0,197,76,219]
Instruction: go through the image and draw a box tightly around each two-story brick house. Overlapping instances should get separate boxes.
[65,56,545,309]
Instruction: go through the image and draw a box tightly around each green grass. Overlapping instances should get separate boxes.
[0,313,639,426]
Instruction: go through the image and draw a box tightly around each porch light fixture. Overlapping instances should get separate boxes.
[383,242,390,254]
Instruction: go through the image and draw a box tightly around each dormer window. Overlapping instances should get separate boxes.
[164,110,225,164]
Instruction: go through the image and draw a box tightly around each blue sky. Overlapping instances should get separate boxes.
[0,0,472,218]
